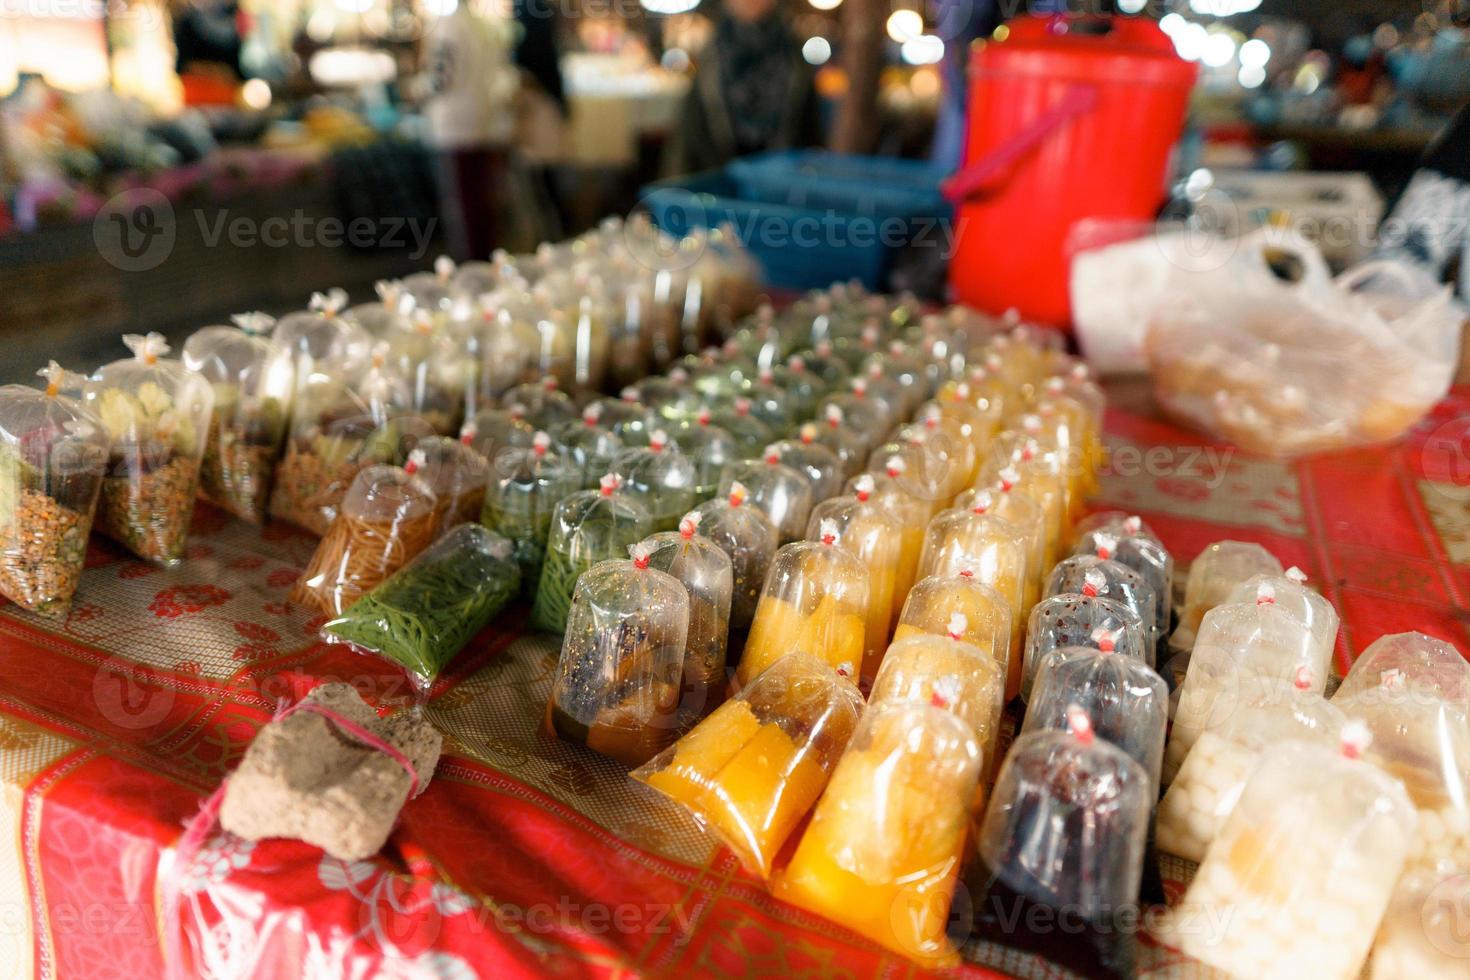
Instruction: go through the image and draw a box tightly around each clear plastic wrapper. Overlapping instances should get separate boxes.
[893,571,1012,677]
[671,411,737,502]
[269,351,419,536]
[970,709,1152,978]
[345,279,411,340]
[411,435,490,530]
[460,405,535,467]
[1174,540,1284,650]
[737,520,869,688]
[385,310,467,435]
[688,482,778,633]
[1332,630,1470,706]
[794,340,853,390]
[181,313,293,523]
[0,363,109,617]
[773,356,828,423]
[1022,645,1169,791]
[643,513,734,722]
[470,305,541,406]
[810,405,865,480]
[291,459,439,617]
[710,396,775,456]
[1044,553,1159,658]
[545,541,689,765]
[1072,515,1174,646]
[817,379,892,453]
[978,441,1071,560]
[850,458,928,618]
[1336,675,1470,874]
[85,333,214,563]
[529,474,653,634]
[908,408,979,500]
[632,653,863,877]
[321,524,520,688]
[1163,587,1329,783]
[773,702,982,967]
[958,466,1047,611]
[612,430,697,534]
[271,289,373,381]
[481,432,582,597]
[738,374,798,437]
[550,403,623,489]
[503,376,578,432]
[806,476,900,678]
[1369,871,1470,978]
[1022,594,1148,700]
[869,618,1005,773]
[716,453,813,544]
[1224,566,1338,666]
[1164,727,1417,980]
[1157,671,1344,862]
[916,492,1028,691]
[861,340,929,418]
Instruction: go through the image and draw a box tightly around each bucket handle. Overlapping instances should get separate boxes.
[941,83,1099,203]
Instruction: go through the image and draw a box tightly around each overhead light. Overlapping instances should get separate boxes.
[900,34,944,66]
[886,9,923,44]
[241,78,272,110]
[1238,64,1266,88]
[802,36,832,65]
[1117,0,1146,11]
[1158,13,1186,36]
[640,0,699,12]
[1239,38,1270,68]
[809,0,843,10]
[422,0,456,14]
[1173,23,1208,61]
[1202,32,1237,67]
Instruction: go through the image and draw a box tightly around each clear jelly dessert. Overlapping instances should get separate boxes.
[1174,540,1284,650]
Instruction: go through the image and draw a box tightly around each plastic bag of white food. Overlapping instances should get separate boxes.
[1144,229,1462,457]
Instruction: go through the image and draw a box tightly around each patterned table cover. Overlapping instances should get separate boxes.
[1,378,1467,980]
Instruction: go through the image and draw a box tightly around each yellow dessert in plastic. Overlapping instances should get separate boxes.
[633,653,863,878]
[737,521,869,687]
[975,448,1067,570]
[856,460,932,623]
[892,571,1012,677]
[956,470,1046,615]
[807,476,901,680]
[773,701,982,968]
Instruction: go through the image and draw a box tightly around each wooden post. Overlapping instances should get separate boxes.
[830,0,885,153]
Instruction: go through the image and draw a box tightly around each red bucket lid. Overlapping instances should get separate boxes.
[974,15,1197,89]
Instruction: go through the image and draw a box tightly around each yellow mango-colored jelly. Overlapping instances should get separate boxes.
[773,703,981,968]
[849,467,929,626]
[892,572,1012,679]
[634,655,862,878]
[807,485,901,681]
[736,537,868,688]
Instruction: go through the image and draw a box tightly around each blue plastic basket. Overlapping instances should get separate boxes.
[640,153,950,292]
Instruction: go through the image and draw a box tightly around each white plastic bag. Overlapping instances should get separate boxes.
[1145,231,1463,457]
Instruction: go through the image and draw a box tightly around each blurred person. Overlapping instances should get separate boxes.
[667,0,821,174]
[511,0,570,241]
[422,0,519,259]
[173,0,244,107]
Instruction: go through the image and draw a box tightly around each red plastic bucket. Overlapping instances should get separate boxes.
[944,16,1196,328]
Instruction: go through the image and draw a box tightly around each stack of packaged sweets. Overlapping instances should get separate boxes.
[545,541,689,765]
[85,333,214,563]
[482,431,582,597]
[291,454,439,617]
[738,519,869,687]
[632,653,863,876]
[181,313,294,523]
[0,363,109,616]
[687,481,778,634]
[641,512,734,724]
[805,475,901,680]
[849,457,928,616]
[530,473,652,633]
[716,451,812,544]
[1173,540,1283,649]
[892,570,1012,678]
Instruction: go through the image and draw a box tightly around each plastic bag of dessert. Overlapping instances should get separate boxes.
[460,405,535,470]
[737,519,869,688]
[671,411,738,502]
[894,571,1012,676]
[408,435,490,530]
[1163,724,1416,980]
[346,279,411,340]
[806,475,901,678]
[1224,565,1338,664]
[818,378,892,451]
[1336,670,1470,874]
[0,363,109,617]
[268,348,423,536]
[1333,631,1470,706]
[688,482,778,633]
[1173,540,1283,650]
[717,453,813,544]
[1163,584,1330,783]
[399,256,457,321]
[774,701,982,968]
[503,376,577,433]
[632,653,863,877]
[322,524,520,689]
[181,313,293,523]
[970,708,1152,978]
[710,396,775,457]
[481,431,581,597]
[550,403,623,490]
[1157,669,1344,862]
[612,429,697,534]
[641,513,734,724]
[272,288,372,380]
[530,474,653,634]
[85,334,215,564]
[974,442,1070,564]
[291,458,439,617]
[470,304,542,407]
[1369,870,1470,978]
[1045,552,1158,658]
[849,460,928,620]
[545,541,689,765]
[1072,515,1173,647]
[870,615,1005,774]
[908,409,979,499]
[382,310,467,436]
[807,404,864,480]
[1023,645,1169,791]
[1023,592,1148,695]
[1146,233,1461,457]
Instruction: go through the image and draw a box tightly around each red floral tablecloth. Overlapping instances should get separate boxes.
[1,379,1468,980]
